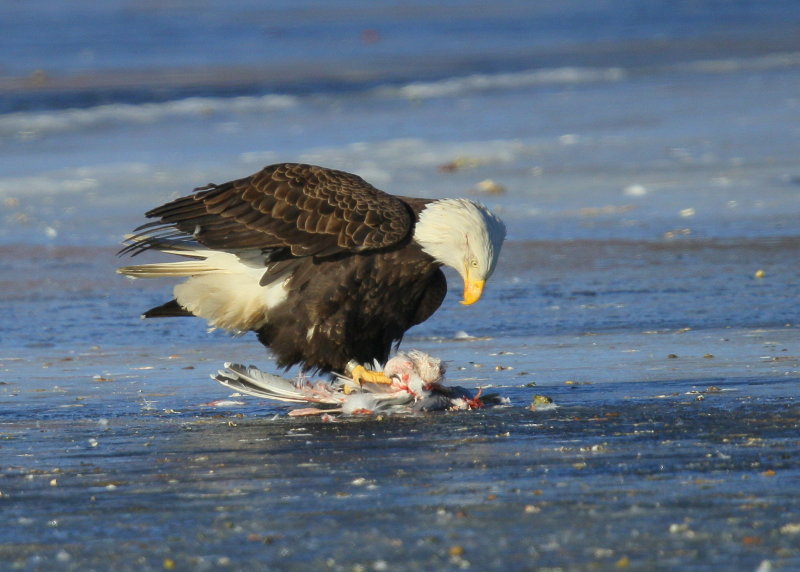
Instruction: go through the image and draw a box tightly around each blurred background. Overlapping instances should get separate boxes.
[2,0,800,246]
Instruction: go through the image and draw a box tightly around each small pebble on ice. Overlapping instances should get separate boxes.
[624,184,648,196]
[475,179,506,194]
[755,560,773,572]
[780,523,800,535]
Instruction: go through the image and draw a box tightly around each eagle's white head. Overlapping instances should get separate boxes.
[414,198,506,305]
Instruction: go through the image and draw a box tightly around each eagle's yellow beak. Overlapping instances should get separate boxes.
[460,277,485,306]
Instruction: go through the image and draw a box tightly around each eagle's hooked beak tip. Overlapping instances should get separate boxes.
[460,279,485,306]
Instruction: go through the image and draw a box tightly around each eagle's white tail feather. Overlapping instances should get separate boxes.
[175,274,272,332]
[119,246,287,332]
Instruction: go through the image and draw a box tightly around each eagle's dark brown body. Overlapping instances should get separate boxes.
[255,244,447,371]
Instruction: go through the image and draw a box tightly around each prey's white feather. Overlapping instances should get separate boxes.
[341,394,382,415]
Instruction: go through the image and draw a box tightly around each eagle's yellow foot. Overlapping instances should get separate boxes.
[350,364,393,385]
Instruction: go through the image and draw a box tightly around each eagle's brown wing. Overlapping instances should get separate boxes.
[123,163,413,258]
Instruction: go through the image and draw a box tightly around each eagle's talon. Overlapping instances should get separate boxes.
[350,364,393,385]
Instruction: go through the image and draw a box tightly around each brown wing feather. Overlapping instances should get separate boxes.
[130,163,413,257]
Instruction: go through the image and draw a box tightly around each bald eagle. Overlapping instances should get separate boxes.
[118,163,505,382]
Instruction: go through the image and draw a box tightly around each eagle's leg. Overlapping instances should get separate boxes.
[347,363,393,385]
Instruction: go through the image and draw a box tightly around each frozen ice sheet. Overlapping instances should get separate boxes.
[0,327,798,571]
[1,237,798,570]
